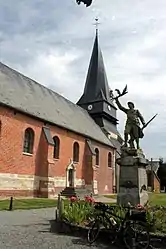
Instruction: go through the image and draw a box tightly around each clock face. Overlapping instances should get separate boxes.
[107,105,111,111]
[88,105,93,110]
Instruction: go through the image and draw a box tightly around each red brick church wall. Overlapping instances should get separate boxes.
[92,145,114,195]
[0,105,115,197]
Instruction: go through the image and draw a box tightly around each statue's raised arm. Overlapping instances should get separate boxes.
[113,86,128,113]
[115,98,128,114]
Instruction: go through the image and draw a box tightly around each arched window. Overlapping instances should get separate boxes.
[108,152,112,167]
[95,148,99,166]
[53,136,60,159]
[23,128,34,154]
[73,142,79,163]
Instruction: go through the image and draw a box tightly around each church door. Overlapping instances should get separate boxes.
[68,169,74,187]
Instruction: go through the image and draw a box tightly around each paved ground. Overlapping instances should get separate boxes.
[0,207,164,249]
[0,208,116,249]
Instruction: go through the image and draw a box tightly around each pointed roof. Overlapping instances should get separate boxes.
[77,32,114,106]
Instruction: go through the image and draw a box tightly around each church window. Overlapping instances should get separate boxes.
[53,136,60,159]
[23,128,34,154]
[147,171,152,187]
[108,152,112,167]
[95,148,99,166]
[73,142,79,163]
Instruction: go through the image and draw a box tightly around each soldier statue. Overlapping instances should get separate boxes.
[115,97,145,150]
[113,85,157,150]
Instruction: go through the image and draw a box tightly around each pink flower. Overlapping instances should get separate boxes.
[69,196,77,202]
[136,204,146,210]
[84,195,95,203]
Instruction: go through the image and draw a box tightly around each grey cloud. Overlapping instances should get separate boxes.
[0,1,78,36]
[0,0,166,158]
[142,131,166,159]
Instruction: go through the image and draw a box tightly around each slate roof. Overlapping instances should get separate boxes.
[0,62,115,148]
[77,32,115,107]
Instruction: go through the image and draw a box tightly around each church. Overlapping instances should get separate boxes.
[0,31,122,198]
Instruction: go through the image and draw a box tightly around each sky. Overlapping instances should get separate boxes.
[0,0,166,159]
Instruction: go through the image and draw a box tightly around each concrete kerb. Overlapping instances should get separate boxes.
[51,219,115,245]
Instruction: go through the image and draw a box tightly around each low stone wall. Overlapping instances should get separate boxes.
[51,219,166,248]
[50,219,112,245]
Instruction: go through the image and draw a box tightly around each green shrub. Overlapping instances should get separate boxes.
[61,197,166,234]
[62,196,94,225]
[146,205,166,234]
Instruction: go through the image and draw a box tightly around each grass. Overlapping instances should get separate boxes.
[0,193,166,211]
[149,193,166,206]
[103,194,117,199]
[0,198,58,211]
[104,193,166,206]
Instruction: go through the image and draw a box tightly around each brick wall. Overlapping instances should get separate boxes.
[147,170,160,193]
[153,174,160,193]
[0,105,115,197]
[93,147,114,195]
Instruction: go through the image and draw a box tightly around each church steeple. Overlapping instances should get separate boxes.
[77,30,114,106]
[77,30,118,126]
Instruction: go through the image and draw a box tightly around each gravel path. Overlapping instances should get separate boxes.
[0,208,116,249]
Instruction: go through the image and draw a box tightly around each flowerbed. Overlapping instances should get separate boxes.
[61,196,166,235]
[61,196,95,226]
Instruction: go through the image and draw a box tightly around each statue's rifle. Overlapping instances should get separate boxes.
[134,113,158,139]
[142,114,158,130]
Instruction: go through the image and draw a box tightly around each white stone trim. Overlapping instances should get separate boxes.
[76,179,85,186]
[66,161,76,187]
[93,180,98,194]
[107,131,118,140]
[0,173,85,191]
[113,151,116,187]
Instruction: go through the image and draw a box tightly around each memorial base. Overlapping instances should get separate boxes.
[117,147,149,206]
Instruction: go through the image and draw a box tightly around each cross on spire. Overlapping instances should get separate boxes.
[93,17,100,35]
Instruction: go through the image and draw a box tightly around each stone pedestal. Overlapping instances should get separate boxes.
[117,147,149,206]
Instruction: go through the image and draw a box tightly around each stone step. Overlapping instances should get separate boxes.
[60,187,76,198]
[75,188,92,197]
[60,187,94,198]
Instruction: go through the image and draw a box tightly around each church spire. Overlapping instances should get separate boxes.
[94,17,100,36]
[77,25,114,107]
[77,24,122,156]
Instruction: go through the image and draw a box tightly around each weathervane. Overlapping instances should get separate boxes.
[93,17,100,34]
[76,0,93,7]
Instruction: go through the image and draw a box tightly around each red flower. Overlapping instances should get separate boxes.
[69,196,77,202]
[84,195,95,203]
[136,204,146,210]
